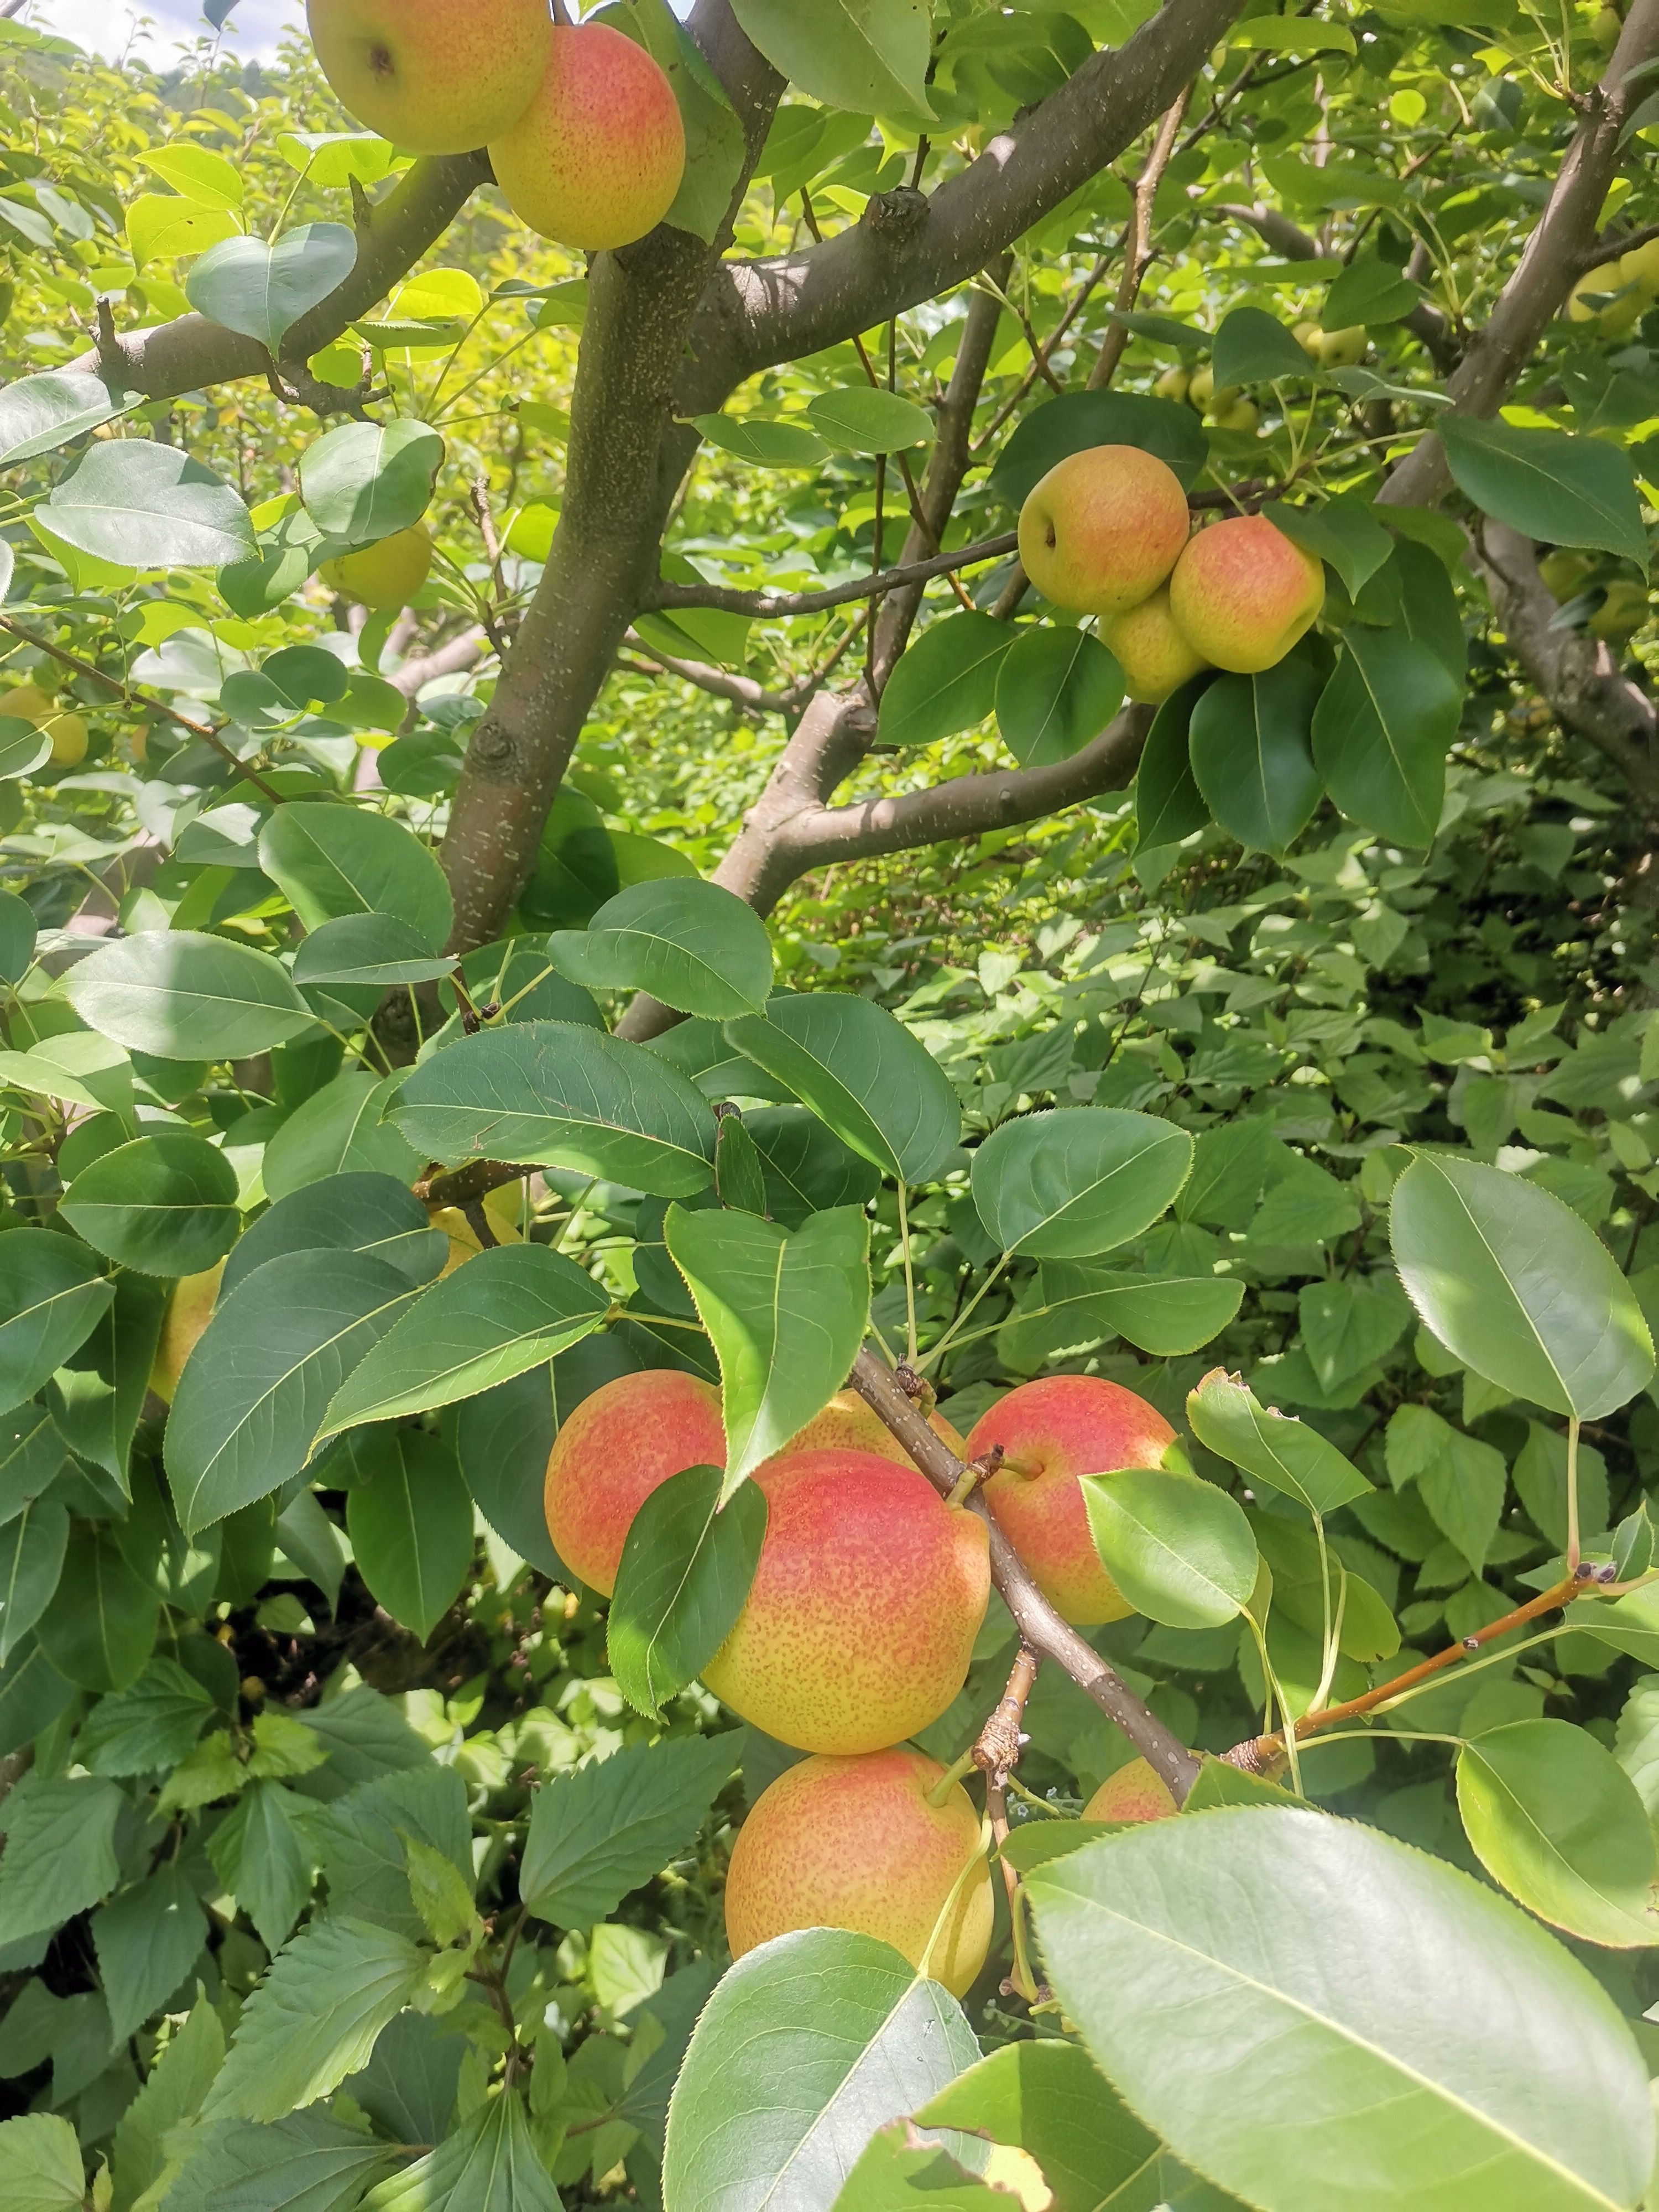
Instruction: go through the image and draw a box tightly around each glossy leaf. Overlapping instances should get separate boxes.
[547,877,775,1018]
[1000,1264,1245,1367]
[361,2094,556,2212]
[1189,651,1323,854]
[262,1071,422,1202]
[1026,1807,1655,2211]
[972,1107,1192,1258]
[59,1132,240,1276]
[45,440,255,567]
[1390,1151,1655,1418]
[878,612,1014,749]
[0,1232,113,1415]
[259,805,454,946]
[393,1020,718,1197]
[726,993,961,1184]
[747,1104,881,1228]
[1313,627,1458,847]
[0,1498,66,1666]
[1268,495,1394,599]
[1438,416,1648,570]
[666,1202,870,1493]
[1186,1371,1371,1513]
[808,384,935,453]
[345,1428,474,1644]
[1083,1466,1257,1629]
[64,930,314,1058]
[521,1731,744,1927]
[299,418,445,543]
[185,222,356,352]
[34,1526,157,1692]
[988,390,1209,506]
[0,368,137,466]
[995,624,1125,769]
[322,1243,611,1431]
[724,0,934,119]
[664,1929,980,2212]
[609,1462,768,1719]
[221,1171,446,1297]
[165,1249,419,1533]
[1212,305,1310,387]
[290,913,454,988]
[1135,675,1212,851]
[1457,1720,1659,1948]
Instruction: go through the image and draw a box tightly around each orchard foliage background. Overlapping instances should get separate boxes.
[4,0,1659,2206]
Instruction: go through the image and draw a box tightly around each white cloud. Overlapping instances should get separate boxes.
[30,0,308,62]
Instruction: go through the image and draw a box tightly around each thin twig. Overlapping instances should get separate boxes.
[644,531,1019,619]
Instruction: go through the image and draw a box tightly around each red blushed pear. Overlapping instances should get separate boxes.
[702,1449,990,1756]
[724,1747,994,1999]
[542,1369,725,1598]
[1167,513,1326,675]
[759,1386,967,1472]
[306,0,552,156]
[1016,445,1191,618]
[967,1375,1177,1625]
[1084,1757,1179,1824]
[489,22,686,253]
[1102,585,1211,705]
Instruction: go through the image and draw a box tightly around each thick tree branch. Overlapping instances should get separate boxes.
[848,1347,1201,1803]
[1383,0,1659,507]
[1472,521,1659,810]
[646,530,1019,619]
[389,627,491,701]
[680,0,1249,409]
[65,154,491,401]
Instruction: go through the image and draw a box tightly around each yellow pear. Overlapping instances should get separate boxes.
[319,525,434,609]
[1154,364,1191,401]
[432,1186,525,1276]
[152,1262,226,1405]
[1318,326,1368,367]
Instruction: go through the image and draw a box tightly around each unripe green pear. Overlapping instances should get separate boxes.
[1186,365,1219,411]
[1538,548,1595,601]
[151,1261,226,1406]
[1592,4,1624,48]
[725,1747,994,1997]
[703,1448,990,1755]
[1167,513,1326,675]
[1590,578,1650,639]
[967,1375,1177,1625]
[1292,320,1324,357]
[1016,445,1191,619]
[306,0,551,155]
[1102,586,1211,704]
[544,1369,726,1597]
[1317,326,1368,368]
[490,23,686,252]
[1210,395,1260,434]
[320,525,434,610]
[1084,1757,1179,1823]
[1154,364,1191,401]
[1621,237,1659,298]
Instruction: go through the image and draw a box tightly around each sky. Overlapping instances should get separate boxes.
[28,0,693,64]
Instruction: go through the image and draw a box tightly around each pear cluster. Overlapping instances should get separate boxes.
[0,683,87,770]
[541,1365,1186,1992]
[1568,238,1659,337]
[1018,445,1326,703]
[306,1,685,251]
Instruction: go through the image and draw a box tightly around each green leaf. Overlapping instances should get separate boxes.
[161,2111,397,2212]
[663,1929,980,2211]
[608,1463,768,1719]
[140,139,244,207]
[34,1527,156,1692]
[1394,534,1467,680]
[0,1230,112,1414]
[45,440,255,568]
[299,418,445,544]
[60,1132,241,1277]
[62,931,314,1058]
[1026,1805,1655,2211]
[206,1914,427,2124]
[0,1405,69,1530]
[0,892,36,985]
[988,392,1209,508]
[1000,1264,1244,1368]
[972,1107,1192,1258]
[725,993,961,1184]
[692,414,828,467]
[747,1105,881,1229]
[0,368,138,466]
[726,0,934,119]
[314,1766,470,1942]
[262,1072,422,1203]
[207,1780,320,1953]
[1212,306,1311,387]
[112,1992,225,2211]
[1438,417,1649,571]
[1083,1466,1257,1629]
[1189,652,1323,854]
[455,1368,562,1579]
[547,878,775,1018]
[877,613,1014,749]
[393,1021,718,1198]
[259,806,454,946]
[1297,1274,1411,1395]
[1389,1152,1655,1418]
[91,1864,207,2044]
[1267,495,1394,600]
[1416,1421,1506,1574]
[1134,676,1211,852]
[324,1244,608,1431]
[1313,627,1458,848]
[1186,1371,1371,1513]
[1457,1720,1659,1949]
[344,1429,474,1644]
[807,385,935,453]
[290,914,455,989]
[222,1171,446,1298]
[521,1731,744,1927]
[0,1775,123,1948]
[715,1109,770,1215]
[1323,254,1423,326]
[0,1499,66,1665]
[164,1249,420,1534]
[361,2094,558,2212]
[185,223,356,354]
[77,1655,216,1775]
[49,1266,165,1492]
[665,1203,871,1494]
[995,625,1125,769]
[0,2115,83,2212]
[831,2129,1009,2208]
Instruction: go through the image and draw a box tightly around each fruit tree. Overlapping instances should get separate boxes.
[3,0,1659,2205]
